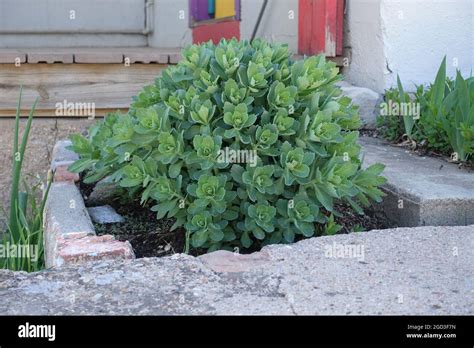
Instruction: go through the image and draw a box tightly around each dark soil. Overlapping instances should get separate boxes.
[80,174,191,257]
[331,202,395,233]
[93,200,189,258]
[80,179,394,259]
[79,173,95,198]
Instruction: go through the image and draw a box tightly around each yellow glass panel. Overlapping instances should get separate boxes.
[215,0,235,19]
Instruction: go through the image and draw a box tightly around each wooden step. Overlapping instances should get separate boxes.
[0,47,346,117]
[0,63,167,117]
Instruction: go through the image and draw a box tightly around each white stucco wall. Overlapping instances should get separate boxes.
[344,0,386,92]
[240,0,298,52]
[345,0,474,93]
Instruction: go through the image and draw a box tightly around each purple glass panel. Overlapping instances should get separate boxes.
[191,0,212,21]
[189,0,241,24]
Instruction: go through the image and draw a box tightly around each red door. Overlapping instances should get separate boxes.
[298,0,344,57]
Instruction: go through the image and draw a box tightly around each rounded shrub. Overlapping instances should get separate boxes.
[69,39,386,252]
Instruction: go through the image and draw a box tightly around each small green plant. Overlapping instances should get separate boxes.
[351,224,366,233]
[377,57,474,162]
[0,88,52,272]
[376,87,408,141]
[69,39,386,253]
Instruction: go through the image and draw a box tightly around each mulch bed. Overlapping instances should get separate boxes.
[79,177,393,259]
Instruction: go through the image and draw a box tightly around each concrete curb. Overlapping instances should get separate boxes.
[44,140,135,268]
[50,140,81,183]
[360,136,474,227]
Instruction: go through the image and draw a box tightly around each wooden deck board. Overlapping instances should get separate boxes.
[28,52,74,64]
[0,50,26,64]
[0,63,167,117]
[0,47,345,117]
[0,47,182,64]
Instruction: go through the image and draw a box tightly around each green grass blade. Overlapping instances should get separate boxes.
[397,75,414,138]
[456,70,470,121]
[431,56,447,109]
[18,98,38,166]
[9,87,23,239]
[9,96,38,239]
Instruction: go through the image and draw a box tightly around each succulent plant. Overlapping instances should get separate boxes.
[69,38,386,252]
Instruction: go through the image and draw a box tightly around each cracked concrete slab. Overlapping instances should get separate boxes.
[0,225,472,315]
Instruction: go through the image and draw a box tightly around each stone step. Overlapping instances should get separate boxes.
[359,136,474,227]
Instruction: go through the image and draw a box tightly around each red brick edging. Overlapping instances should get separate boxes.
[44,140,135,268]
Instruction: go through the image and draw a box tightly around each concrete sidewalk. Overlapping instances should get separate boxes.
[0,225,472,315]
